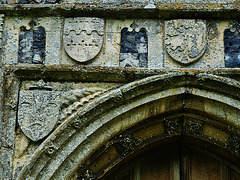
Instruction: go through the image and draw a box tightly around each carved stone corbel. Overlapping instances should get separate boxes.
[114,134,141,156]
[164,118,182,135]
[185,118,203,136]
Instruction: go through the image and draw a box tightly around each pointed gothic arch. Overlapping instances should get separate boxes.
[17,72,240,180]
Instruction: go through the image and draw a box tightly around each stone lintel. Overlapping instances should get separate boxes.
[0,3,240,18]
[7,64,240,82]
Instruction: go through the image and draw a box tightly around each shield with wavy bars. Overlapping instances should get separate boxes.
[63,17,105,63]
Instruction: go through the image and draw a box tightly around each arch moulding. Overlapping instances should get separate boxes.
[17,72,240,180]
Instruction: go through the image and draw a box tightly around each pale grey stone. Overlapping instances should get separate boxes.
[0,148,13,180]
[120,53,139,67]
[63,17,105,63]
[4,17,62,65]
[18,84,60,141]
[165,19,207,65]
[63,0,239,4]
[0,15,4,50]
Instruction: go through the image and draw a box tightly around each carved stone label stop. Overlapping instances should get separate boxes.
[63,17,105,63]
[18,87,60,141]
[165,19,207,65]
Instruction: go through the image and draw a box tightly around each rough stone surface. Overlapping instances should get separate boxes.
[224,22,240,68]
[0,74,19,180]
[0,148,13,180]
[18,82,60,141]
[14,73,240,180]
[0,2,239,180]
[63,17,104,63]
[120,22,148,68]
[61,19,162,67]
[4,17,62,65]
[18,26,46,64]
[0,15,4,50]
[1,17,232,68]
[0,0,239,3]
[164,19,224,68]
[165,19,207,65]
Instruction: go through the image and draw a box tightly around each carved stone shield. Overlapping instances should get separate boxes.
[165,19,207,65]
[18,90,60,141]
[63,17,105,63]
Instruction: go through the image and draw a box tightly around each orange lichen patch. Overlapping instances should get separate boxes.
[156,3,240,11]
[0,2,239,13]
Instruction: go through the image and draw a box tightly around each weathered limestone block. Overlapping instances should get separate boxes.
[164,19,224,68]
[63,17,105,63]
[18,80,60,141]
[3,16,230,68]
[0,74,19,180]
[118,20,163,68]
[13,80,119,178]
[0,68,3,138]
[4,17,62,65]
[165,19,207,65]
[0,15,4,50]
[62,19,163,67]
[17,80,119,142]
[61,0,239,4]
[0,147,13,180]
[60,87,112,123]
[1,0,58,4]
[109,19,162,68]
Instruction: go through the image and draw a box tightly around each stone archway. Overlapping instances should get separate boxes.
[17,72,240,180]
[101,138,240,180]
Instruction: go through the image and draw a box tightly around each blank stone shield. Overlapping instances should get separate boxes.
[165,19,207,65]
[63,17,105,63]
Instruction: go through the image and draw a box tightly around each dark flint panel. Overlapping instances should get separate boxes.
[18,31,33,64]
[32,26,46,64]
[139,53,148,68]
[120,42,137,53]
[18,26,46,64]
[224,29,240,68]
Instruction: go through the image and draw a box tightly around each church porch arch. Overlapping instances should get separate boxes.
[17,72,240,180]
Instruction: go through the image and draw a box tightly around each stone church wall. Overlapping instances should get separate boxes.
[0,0,239,179]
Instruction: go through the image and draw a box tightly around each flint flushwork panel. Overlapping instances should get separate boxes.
[224,23,240,68]
[0,15,4,50]
[18,26,46,64]
[120,22,148,68]
[3,18,239,68]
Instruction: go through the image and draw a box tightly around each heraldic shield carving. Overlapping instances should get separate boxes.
[165,19,207,65]
[63,17,105,63]
[18,82,60,141]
